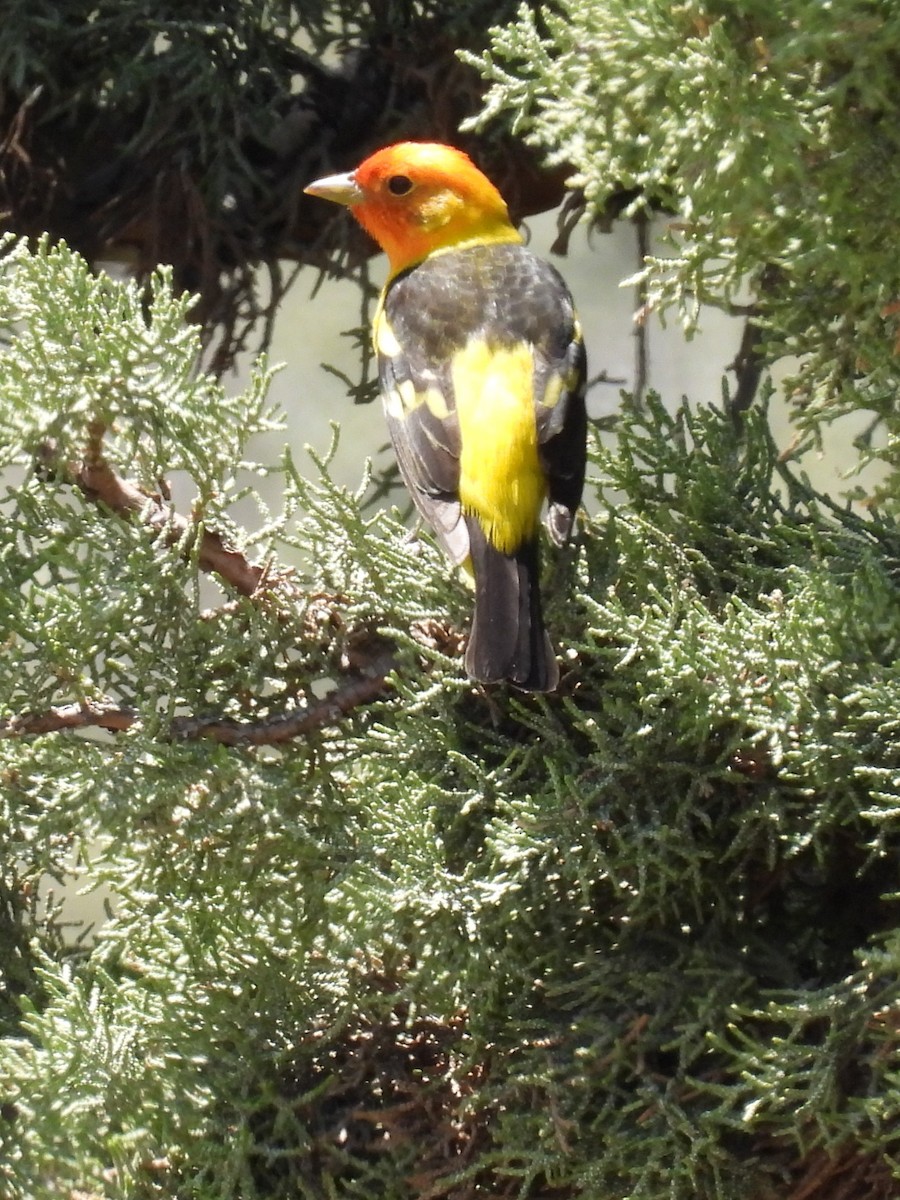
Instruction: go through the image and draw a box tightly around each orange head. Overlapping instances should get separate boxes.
[304,142,522,275]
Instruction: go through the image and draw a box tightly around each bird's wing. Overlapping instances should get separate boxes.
[494,253,588,546]
[375,301,469,564]
[533,301,588,546]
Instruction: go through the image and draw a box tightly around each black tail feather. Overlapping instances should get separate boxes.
[464,519,558,692]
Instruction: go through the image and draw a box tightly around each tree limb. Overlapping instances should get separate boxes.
[43,430,266,597]
[16,431,398,743]
[0,660,394,745]
[726,316,766,423]
[0,701,138,739]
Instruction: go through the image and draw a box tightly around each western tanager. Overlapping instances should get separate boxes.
[305,142,587,691]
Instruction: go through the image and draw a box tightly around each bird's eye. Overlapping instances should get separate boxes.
[387,174,414,196]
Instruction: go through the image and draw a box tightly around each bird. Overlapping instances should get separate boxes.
[304,142,587,691]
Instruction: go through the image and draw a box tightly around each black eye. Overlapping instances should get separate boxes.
[387,174,413,196]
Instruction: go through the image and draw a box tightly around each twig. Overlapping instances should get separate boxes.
[725,264,782,423]
[632,212,650,406]
[1,660,394,744]
[550,188,587,255]
[17,429,399,743]
[726,316,765,423]
[0,700,137,738]
[42,430,265,597]
[171,656,396,744]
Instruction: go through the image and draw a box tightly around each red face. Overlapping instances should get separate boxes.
[344,143,513,271]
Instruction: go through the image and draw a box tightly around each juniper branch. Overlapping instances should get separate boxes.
[0,701,138,739]
[17,427,402,740]
[40,425,265,598]
[0,658,394,743]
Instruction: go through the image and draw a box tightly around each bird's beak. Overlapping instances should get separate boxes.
[303,170,364,206]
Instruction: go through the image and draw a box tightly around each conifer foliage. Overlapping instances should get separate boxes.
[1,239,899,1197]
[1,3,900,1199]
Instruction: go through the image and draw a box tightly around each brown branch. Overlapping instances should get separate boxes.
[43,430,266,597]
[1,661,394,745]
[0,700,138,739]
[171,659,395,745]
[17,432,400,744]
[77,463,265,597]
[726,316,766,423]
